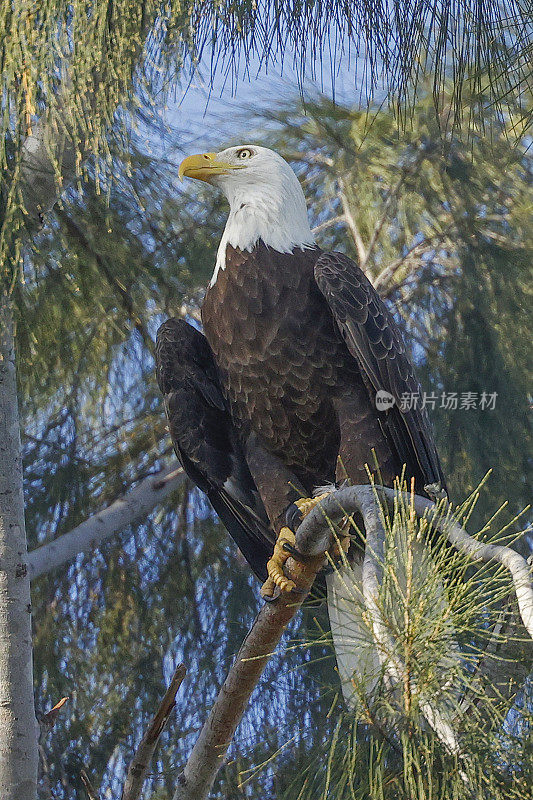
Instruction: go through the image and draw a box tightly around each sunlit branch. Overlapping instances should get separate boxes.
[38,697,69,798]
[172,521,326,800]
[359,492,464,760]
[27,466,184,580]
[80,769,100,800]
[312,214,345,235]
[338,180,367,265]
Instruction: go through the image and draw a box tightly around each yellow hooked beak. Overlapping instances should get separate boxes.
[178,152,243,183]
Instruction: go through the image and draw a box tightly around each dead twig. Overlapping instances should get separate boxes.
[80,769,100,800]
[122,663,187,800]
[38,696,70,796]
[40,696,69,730]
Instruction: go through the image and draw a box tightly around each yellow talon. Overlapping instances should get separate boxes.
[261,527,297,597]
[260,492,351,599]
[296,492,351,562]
[294,492,331,518]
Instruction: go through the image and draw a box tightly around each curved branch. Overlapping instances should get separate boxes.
[299,486,533,639]
[379,488,533,640]
[359,490,463,758]
[171,484,532,800]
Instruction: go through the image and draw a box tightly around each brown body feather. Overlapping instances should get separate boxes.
[201,243,431,532]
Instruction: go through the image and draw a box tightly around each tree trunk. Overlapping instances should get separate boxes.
[0,291,38,800]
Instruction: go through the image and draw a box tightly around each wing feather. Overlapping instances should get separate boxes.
[314,252,446,495]
[155,317,274,580]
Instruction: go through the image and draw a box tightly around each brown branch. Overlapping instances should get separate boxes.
[80,770,100,800]
[122,664,187,800]
[172,552,324,800]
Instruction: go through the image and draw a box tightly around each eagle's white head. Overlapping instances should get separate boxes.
[179,145,315,285]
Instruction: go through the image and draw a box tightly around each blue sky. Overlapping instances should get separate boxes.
[151,43,371,158]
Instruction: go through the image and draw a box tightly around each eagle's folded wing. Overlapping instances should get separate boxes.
[314,251,446,495]
[155,317,275,580]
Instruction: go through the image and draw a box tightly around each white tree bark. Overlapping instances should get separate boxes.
[27,466,184,580]
[0,96,86,800]
[0,292,38,800]
[172,486,532,800]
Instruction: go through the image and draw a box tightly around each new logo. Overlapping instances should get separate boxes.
[375,390,396,411]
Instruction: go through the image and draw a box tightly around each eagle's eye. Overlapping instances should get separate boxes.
[236,148,253,160]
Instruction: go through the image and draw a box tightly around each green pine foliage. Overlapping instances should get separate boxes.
[253,89,532,526]
[274,488,533,799]
[18,77,531,800]
[2,2,532,283]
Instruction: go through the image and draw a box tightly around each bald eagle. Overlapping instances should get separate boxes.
[156,145,446,698]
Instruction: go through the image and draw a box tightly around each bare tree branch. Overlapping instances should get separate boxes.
[27,466,184,580]
[171,485,533,800]
[311,214,345,235]
[172,543,325,799]
[359,491,464,760]
[122,664,187,800]
[80,769,100,800]
[373,222,456,294]
[338,179,367,265]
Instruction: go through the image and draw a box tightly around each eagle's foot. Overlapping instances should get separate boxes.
[260,493,350,599]
[261,527,297,598]
[294,491,331,518]
[284,492,332,534]
[290,492,350,562]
